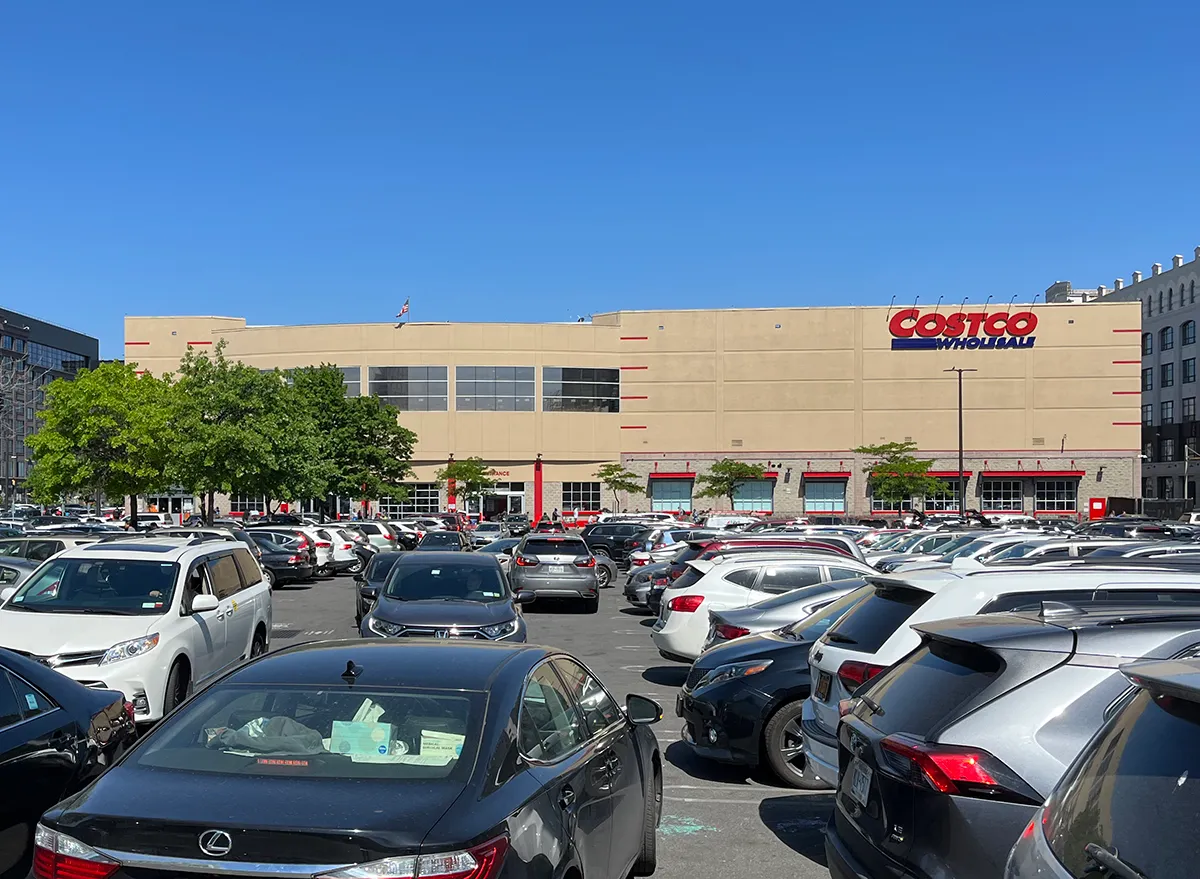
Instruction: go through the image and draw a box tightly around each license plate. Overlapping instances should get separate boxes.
[848,757,873,807]
[815,671,831,702]
[549,565,568,574]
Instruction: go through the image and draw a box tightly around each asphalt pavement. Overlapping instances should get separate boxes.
[269,573,834,879]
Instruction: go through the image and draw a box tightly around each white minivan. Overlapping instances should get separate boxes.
[0,538,272,722]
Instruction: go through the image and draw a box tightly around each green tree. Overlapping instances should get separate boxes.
[853,441,946,510]
[595,462,644,511]
[694,458,766,510]
[437,457,497,509]
[27,362,175,524]
[290,366,417,507]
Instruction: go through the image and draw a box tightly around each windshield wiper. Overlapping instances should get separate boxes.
[824,632,859,645]
[1083,843,1149,879]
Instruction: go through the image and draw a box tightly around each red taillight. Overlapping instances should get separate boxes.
[34,827,119,879]
[316,542,332,548]
[515,555,538,567]
[386,534,397,541]
[296,538,310,549]
[314,834,509,879]
[632,558,647,566]
[668,594,705,613]
[288,554,303,563]
[880,734,998,794]
[574,556,596,568]
[714,623,750,640]
[836,660,886,692]
[341,543,353,550]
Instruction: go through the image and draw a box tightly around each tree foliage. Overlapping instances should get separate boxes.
[853,441,946,506]
[595,463,644,509]
[436,457,497,501]
[27,363,174,506]
[694,458,766,510]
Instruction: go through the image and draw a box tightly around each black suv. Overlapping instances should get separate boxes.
[503,514,531,537]
[579,521,647,563]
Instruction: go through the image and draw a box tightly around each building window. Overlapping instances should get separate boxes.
[1143,332,1153,355]
[1158,476,1176,500]
[27,341,89,374]
[732,480,774,513]
[378,484,441,516]
[1186,359,1197,384]
[367,366,448,411]
[1186,322,1198,346]
[1162,400,1175,424]
[1161,437,1176,461]
[1186,397,1196,422]
[229,494,269,515]
[1192,280,1196,305]
[562,482,602,510]
[1144,440,1155,462]
[924,482,960,512]
[1143,368,1154,391]
[1159,291,1165,313]
[1162,363,1175,387]
[871,494,914,513]
[650,478,693,512]
[981,479,1023,511]
[1162,326,1175,350]
[804,480,846,513]
[1169,288,1175,310]
[1142,476,1153,498]
[456,366,535,411]
[542,367,620,413]
[1143,403,1154,425]
[1146,297,1152,317]
[1035,479,1077,512]
[336,366,361,396]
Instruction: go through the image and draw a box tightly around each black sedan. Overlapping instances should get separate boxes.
[37,640,664,879]
[0,647,137,879]
[416,531,473,551]
[677,586,868,788]
[353,550,404,628]
[248,532,314,587]
[361,552,534,642]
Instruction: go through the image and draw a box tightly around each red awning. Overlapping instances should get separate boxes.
[647,472,696,479]
[803,471,851,479]
[928,470,973,478]
[982,470,1086,478]
[762,471,779,479]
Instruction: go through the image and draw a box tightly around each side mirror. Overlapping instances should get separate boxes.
[353,574,365,583]
[625,694,663,725]
[191,594,219,613]
[515,590,536,605]
[0,587,15,604]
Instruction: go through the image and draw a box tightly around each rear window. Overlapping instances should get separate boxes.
[822,584,931,653]
[670,567,705,590]
[785,585,872,639]
[1044,688,1200,878]
[523,538,587,555]
[753,582,850,611]
[856,640,1005,736]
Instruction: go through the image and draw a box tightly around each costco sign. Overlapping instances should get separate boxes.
[889,309,1038,350]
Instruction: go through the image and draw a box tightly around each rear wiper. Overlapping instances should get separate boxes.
[824,632,858,644]
[1083,843,1149,879]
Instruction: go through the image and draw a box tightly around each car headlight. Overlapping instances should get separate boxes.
[368,617,405,637]
[99,634,160,666]
[481,619,519,640]
[693,659,773,690]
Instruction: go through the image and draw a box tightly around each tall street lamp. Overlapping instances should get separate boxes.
[944,367,978,515]
[1184,443,1198,510]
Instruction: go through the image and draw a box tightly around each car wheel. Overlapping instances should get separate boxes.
[263,568,276,590]
[763,699,827,789]
[250,629,267,659]
[596,562,614,589]
[162,661,192,715]
[630,765,661,875]
[583,596,600,614]
[347,557,364,575]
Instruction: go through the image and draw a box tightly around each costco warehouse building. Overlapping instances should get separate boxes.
[126,301,1141,521]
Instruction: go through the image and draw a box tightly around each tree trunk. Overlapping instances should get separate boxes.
[128,495,139,529]
[206,489,215,525]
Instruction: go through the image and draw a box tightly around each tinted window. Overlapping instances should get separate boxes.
[7,670,56,719]
[523,538,588,555]
[1045,689,1200,878]
[759,565,823,593]
[365,553,403,581]
[754,582,856,611]
[0,670,25,728]
[520,664,585,761]
[0,541,23,557]
[822,585,930,653]
[827,566,864,581]
[0,565,22,585]
[553,658,622,735]
[670,567,704,590]
[385,562,506,601]
[419,533,463,548]
[857,641,1004,736]
[209,555,243,599]
[786,586,872,638]
[28,541,63,561]
[723,568,760,588]
[231,549,261,586]
[5,559,179,616]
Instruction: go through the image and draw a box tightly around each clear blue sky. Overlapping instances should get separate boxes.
[3,2,1198,357]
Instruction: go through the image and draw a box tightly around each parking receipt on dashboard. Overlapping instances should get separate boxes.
[330,721,393,758]
[421,729,466,761]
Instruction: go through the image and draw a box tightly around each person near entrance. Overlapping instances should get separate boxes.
[552,508,560,522]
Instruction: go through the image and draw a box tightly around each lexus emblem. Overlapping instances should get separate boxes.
[198,830,233,858]
[435,629,450,639]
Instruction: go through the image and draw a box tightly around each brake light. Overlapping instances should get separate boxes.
[714,623,750,640]
[574,556,596,568]
[632,558,647,566]
[341,543,353,550]
[668,594,705,613]
[880,734,998,794]
[316,834,509,879]
[386,534,397,541]
[316,542,332,548]
[836,660,886,692]
[34,826,119,879]
[515,555,539,567]
[288,554,304,564]
[296,538,310,549]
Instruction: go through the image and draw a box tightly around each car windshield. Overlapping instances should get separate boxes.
[384,562,507,601]
[870,533,910,551]
[940,538,991,561]
[365,553,403,582]
[132,683,481,780]
[987,540,1045,561]
[476,523,501,532]
[523,538,588,556]
[477,539,519,554]
[782,585,871,639]
[4,557,179,615]
[888,532,928,552]
[419,533,461,547]
[929,533,979,556]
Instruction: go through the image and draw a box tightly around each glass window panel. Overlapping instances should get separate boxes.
[516,396,535,411]
[456,366,475,381]
[474,366,495,380]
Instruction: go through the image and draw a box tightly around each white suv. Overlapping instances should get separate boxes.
[0,538,272,722]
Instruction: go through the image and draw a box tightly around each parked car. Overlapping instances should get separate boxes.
[416,530,473,552]
[985,537,1138,563]
[652,554,876,662]
[702,515,759,531]
[362,552,534,641]
[149,526,266,562]
[248,533,315,588]
[0,557,40,591]
[352,551,404,628]
[1004,654,1200,879]
[35,640,665,879]
[123,511,174,531]
[887,532,1046,574]
[679,586,869,786]
[470,521,506,547]
[581,522,648,563]
[0,538,272,723]
[347,520,402,550]
[864,530,970,569]
[249,526,329,574]
[0,534,102,561]
[0,646,138,879]
[502,513,530,536]
[383,521,421,550]
[826,603,1200,879]
[703,578,867,651]
[508,535,601,612]
[625,528,731,569]
[802,566,1200,792]
[533,519,567,533]
[475,537,521,573]
[313,526,360,573]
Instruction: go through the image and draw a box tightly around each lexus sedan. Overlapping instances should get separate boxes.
[35,640,665,879]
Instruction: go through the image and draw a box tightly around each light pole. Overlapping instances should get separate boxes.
[1185,444,1198,510]
[944,367,978,516]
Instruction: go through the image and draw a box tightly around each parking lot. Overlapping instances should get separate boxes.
[271,575,834,879]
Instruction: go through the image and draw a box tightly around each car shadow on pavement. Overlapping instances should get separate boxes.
[642,665,688,687]
[638,618,655,628]
[619,607,653,617]
[663,741,767,786]
[758,794,835,866]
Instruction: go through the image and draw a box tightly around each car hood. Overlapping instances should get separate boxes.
[692,630,813,669]
[370,596,515,627]
[0,608,158,655]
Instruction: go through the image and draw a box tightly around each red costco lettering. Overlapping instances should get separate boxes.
[889,310,1038,338]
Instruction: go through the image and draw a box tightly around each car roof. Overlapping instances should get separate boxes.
[873,566,1200,598]
[395,550,499,567]
[227,639,550,691]
[705,551,867,568]
[56,537,240,562]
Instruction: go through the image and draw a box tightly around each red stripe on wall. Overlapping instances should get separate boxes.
[1112,391,1141,395]
[619,336,649,341]
[1112,360,1141,364]
[620,366,648,371]
[186,340,212,345]
[1112,328,1141,333]
[125,341,150,346]
[621,395,648,400]
[620,425,648,430]
[1112,422,1142,426]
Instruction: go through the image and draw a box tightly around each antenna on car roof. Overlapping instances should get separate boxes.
[341,661,363,685]
[1039,600,1084,619]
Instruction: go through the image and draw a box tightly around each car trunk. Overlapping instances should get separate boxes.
[521,538,592,580]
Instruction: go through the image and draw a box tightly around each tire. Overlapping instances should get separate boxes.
[583,596,600,614]
[762,699,827,789]
[347,556,365,575]
[263,568,276,590]
[162,661,192,715]
[596,561,614,589]
[250,628,267,659]
[631,766,661,875]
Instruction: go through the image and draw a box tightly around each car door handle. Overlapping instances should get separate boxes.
[558,786,576,810]
[215,611,225,620]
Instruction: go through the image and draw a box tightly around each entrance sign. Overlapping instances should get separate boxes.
[889,309,1038,350]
